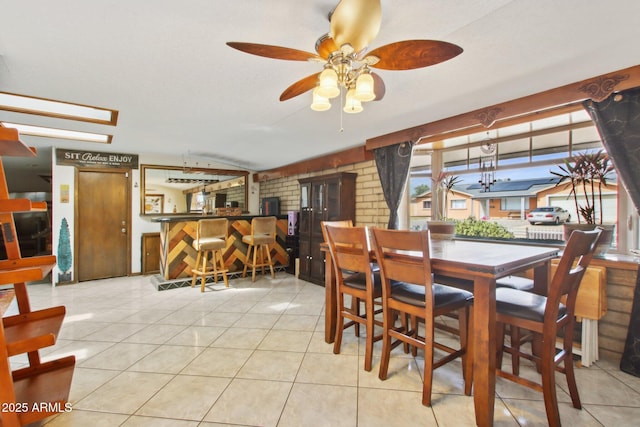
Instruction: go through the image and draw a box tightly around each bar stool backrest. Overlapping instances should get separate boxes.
[251,216,276,241]
[198,218,228,240]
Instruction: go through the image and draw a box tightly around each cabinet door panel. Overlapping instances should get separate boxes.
[311,181,324,237]
[325,178,342,221]
[310,241,325,282]
[299,183,311,236]
[298,238,311,278]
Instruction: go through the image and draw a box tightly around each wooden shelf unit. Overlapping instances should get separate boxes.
[0,135,76,427]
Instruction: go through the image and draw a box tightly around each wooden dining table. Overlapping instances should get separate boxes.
[322,238,559,427]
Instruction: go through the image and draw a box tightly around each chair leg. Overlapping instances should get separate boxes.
[216,249,229,287]
[264,243,275,278]
[191,250,202,288]
[422,316,434,407]
[562,325,582,410]
[251,243,258,282]
[333,292,345,355]
[411,315,419,357]
[364,293,375,372]
[541,344,562,427]
[510,326,522,375]
[462,305,474,396]
[211,249,219,284]
[351,297,361,337]
[200,249,210,292]
[400,313,410,354]
[242,244,252,278]
[378,307,393,381]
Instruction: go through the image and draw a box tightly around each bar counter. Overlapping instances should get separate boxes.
[151,214,289,281]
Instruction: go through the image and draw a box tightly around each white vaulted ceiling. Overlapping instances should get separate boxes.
[1,0,639,176]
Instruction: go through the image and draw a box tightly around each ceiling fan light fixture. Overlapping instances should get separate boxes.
[343,88,363,114]
[354,70,375,102]
[317,68,340,98]
[310,87,331,111]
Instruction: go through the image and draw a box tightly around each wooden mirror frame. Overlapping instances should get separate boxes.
[140,164,249,216]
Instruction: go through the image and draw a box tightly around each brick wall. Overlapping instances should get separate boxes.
[592,259,639,362]
[258,160,389,227]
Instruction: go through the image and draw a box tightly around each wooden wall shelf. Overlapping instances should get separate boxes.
[0,136,75,426]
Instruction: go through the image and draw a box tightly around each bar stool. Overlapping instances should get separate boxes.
[191,218,229,292]
[242,216,277,282]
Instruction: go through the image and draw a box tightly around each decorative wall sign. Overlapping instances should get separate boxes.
[144,194,164,214]
[56,148,138,169]
[60,184,69,203]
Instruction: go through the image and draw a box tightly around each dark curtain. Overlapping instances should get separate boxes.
[583,88,640,215]
[185,193,192,213]
[621,273,640,377]
[583,88,640,376]
[373,141,413,229]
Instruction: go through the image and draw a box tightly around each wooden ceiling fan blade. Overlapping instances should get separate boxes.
[226,42,320,61]
[330,0,381,52]
[315,34,339,59]
[280,73,320,101]
[368,40,463,70]
[372,73,385,101]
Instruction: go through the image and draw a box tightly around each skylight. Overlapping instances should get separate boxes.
[1,122,111,144]
[0,92,117,125]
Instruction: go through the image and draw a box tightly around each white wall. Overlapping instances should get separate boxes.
[50,158,75,286]
[50,150,258,285]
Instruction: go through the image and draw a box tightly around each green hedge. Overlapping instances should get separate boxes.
[455,217,515,239]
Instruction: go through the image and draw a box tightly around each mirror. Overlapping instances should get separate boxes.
[140,164,248,216]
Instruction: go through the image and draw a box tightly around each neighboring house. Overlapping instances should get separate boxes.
[410,177,618,222]
[410,188,474,220]
[462,177,560,220]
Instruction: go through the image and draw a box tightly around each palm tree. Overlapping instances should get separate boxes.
[551,149,614,224]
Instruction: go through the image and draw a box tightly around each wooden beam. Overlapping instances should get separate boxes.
[254,146,373,182]
[366,64,640,151]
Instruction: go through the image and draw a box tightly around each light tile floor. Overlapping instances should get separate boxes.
[6,273,640,426]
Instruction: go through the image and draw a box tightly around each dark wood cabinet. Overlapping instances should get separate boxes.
[141,232,160,275]
[298,172,356,285]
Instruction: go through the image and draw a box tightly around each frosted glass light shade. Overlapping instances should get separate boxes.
[317,68,340,98]
[343,88,363,113]
[354,72,375,101]
[310,87,331,111]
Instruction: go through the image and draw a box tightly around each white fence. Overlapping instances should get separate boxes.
[526,227,564,240]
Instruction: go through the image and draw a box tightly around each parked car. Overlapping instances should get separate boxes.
[527,206,571,225]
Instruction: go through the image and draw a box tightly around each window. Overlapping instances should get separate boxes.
[500,198,522,211]
[450,199,466,210]
[422,200,431,209]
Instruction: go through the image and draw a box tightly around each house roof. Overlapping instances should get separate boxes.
[461,177,560,199]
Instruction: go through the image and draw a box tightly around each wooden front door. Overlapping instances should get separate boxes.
[77,169,131,281]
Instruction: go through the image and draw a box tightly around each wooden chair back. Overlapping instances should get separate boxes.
[324,225,370,281]
[369,228,433,301]
[546,227,602,323]
[321,220,353,244]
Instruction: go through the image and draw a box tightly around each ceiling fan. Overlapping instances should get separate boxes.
[226,0,462,113]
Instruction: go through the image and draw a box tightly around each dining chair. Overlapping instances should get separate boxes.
[191,218,229,292]
[433,273,536,373]
[494,275,535,375]
[242,216,277,282]
[322,220,376,338]
[495,227,602,427]
[324,224,382,372]
[370,228,474,406]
